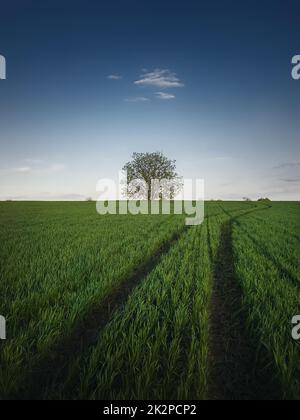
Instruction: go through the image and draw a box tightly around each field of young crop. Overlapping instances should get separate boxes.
[0,201,299,400]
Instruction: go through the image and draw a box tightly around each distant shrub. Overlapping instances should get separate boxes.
[258,198,271,202]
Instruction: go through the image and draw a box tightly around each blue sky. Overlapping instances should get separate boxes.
[0,0,299,200]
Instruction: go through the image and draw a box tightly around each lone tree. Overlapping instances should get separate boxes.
[123,152,182,200]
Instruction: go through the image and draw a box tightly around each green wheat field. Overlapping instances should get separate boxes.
[0,201,299,400]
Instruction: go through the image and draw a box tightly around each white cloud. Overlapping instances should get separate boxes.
[0,162,66,176]
[0,166,32,175]
[0,193,87,201]
[134,69,184,89]
[47,164,66,173]
[273,161,300,169]
[14,167,32,173]
[211,156,233,161]
[107,74,123,80]
[24,158,45,165]
[280,178,300,183]
[155,92,176,100]
[124,97,150,103]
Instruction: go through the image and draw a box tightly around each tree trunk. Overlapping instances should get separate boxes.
[147,184,151,201]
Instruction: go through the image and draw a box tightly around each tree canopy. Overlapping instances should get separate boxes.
[123,152,182,200]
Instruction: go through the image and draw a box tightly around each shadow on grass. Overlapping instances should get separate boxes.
[13,227,188,400]
[208,219,282,400]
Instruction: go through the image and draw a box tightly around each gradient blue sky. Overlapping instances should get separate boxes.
[0,0,299,200]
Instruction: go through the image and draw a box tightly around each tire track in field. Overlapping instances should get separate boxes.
[208,217,258,399]
[246,214,300,243]
[207,205,281,400]
[222,205,299,290]
[233,219,300,291]
[15,226,189,400]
